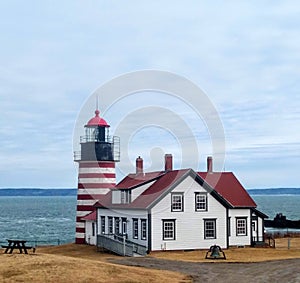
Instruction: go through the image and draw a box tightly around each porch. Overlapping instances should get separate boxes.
[251,236,275,248]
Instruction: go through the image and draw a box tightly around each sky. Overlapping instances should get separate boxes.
[1,1,300,189]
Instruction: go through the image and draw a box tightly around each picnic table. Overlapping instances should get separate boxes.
[1,239,33,254]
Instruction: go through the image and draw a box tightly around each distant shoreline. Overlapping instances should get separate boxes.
[0,187,299,197]
[0,188,77,197]
[248,188,300,195]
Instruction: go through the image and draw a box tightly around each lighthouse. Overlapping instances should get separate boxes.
[74,109,120,244]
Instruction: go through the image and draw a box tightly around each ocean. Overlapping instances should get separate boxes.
[0,193,299,245]
[252,195,300,221]
[0,196,77,246]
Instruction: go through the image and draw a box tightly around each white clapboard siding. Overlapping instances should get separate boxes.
[228,209,252,246]
[131,180,156,202]
[257,216,264,239]
[151,175,227,251]
[85,221,97,245]
[112,190,121,203]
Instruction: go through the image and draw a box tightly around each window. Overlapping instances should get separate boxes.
[101,216,105,234]
[228,217,231,237]
[163,220,176,240]
[236,218,247,236]
[115,217,120,235]
[92,222,96,237]
[108,217,113,234]
[171,193,184,212]
[122,218,127,235]
[121,190,130,204]
[141,219,147,240]
[133,219,138,239]
[195,193,207,211]
[204,219,216,239]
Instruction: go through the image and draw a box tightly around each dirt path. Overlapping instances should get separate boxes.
[110,257,300,283]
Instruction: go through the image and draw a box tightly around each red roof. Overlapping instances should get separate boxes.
[128,169,189,209]
[95,169,189,209]
[198,172,256,207]
[81,210,97,221]
[86,110,110,127]
[115,171,165,189]
[95,169,256,210]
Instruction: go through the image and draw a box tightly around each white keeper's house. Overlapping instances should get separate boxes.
[74,109,267,255]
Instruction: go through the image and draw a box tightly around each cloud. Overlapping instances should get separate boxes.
[1,0,300,187]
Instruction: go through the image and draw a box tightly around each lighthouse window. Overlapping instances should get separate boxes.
[171,193,184,212]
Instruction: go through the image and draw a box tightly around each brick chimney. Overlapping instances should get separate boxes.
[207,156,213,173]
[165,154,173,171]
[136,156,143,174]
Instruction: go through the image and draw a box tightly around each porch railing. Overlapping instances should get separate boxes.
[251,236,275,248]
[97,234,147,256]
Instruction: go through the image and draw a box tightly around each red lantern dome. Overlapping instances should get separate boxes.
[86,110,110,127]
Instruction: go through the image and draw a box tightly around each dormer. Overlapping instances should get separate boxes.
[112,189,131,204]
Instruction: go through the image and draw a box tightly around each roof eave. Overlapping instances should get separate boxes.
[252,207,269,219]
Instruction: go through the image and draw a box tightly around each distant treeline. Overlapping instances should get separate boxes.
[248,188,300,195]
[0,187,299,197]
[0,189,77,196]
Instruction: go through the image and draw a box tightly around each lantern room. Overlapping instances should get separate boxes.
[83,109,110,143]
[74,109,120,162]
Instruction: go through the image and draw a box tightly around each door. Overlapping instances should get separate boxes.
[252,220,258,242]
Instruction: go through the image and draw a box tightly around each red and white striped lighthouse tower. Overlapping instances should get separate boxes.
[74,109,120,244]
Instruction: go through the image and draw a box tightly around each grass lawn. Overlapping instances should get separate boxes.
[150,237,300,262]
[1,237,300,282]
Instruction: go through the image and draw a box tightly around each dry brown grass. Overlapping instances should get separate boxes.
[150,237,300,263]
[0,245,189,283]
[1,238,300,282]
